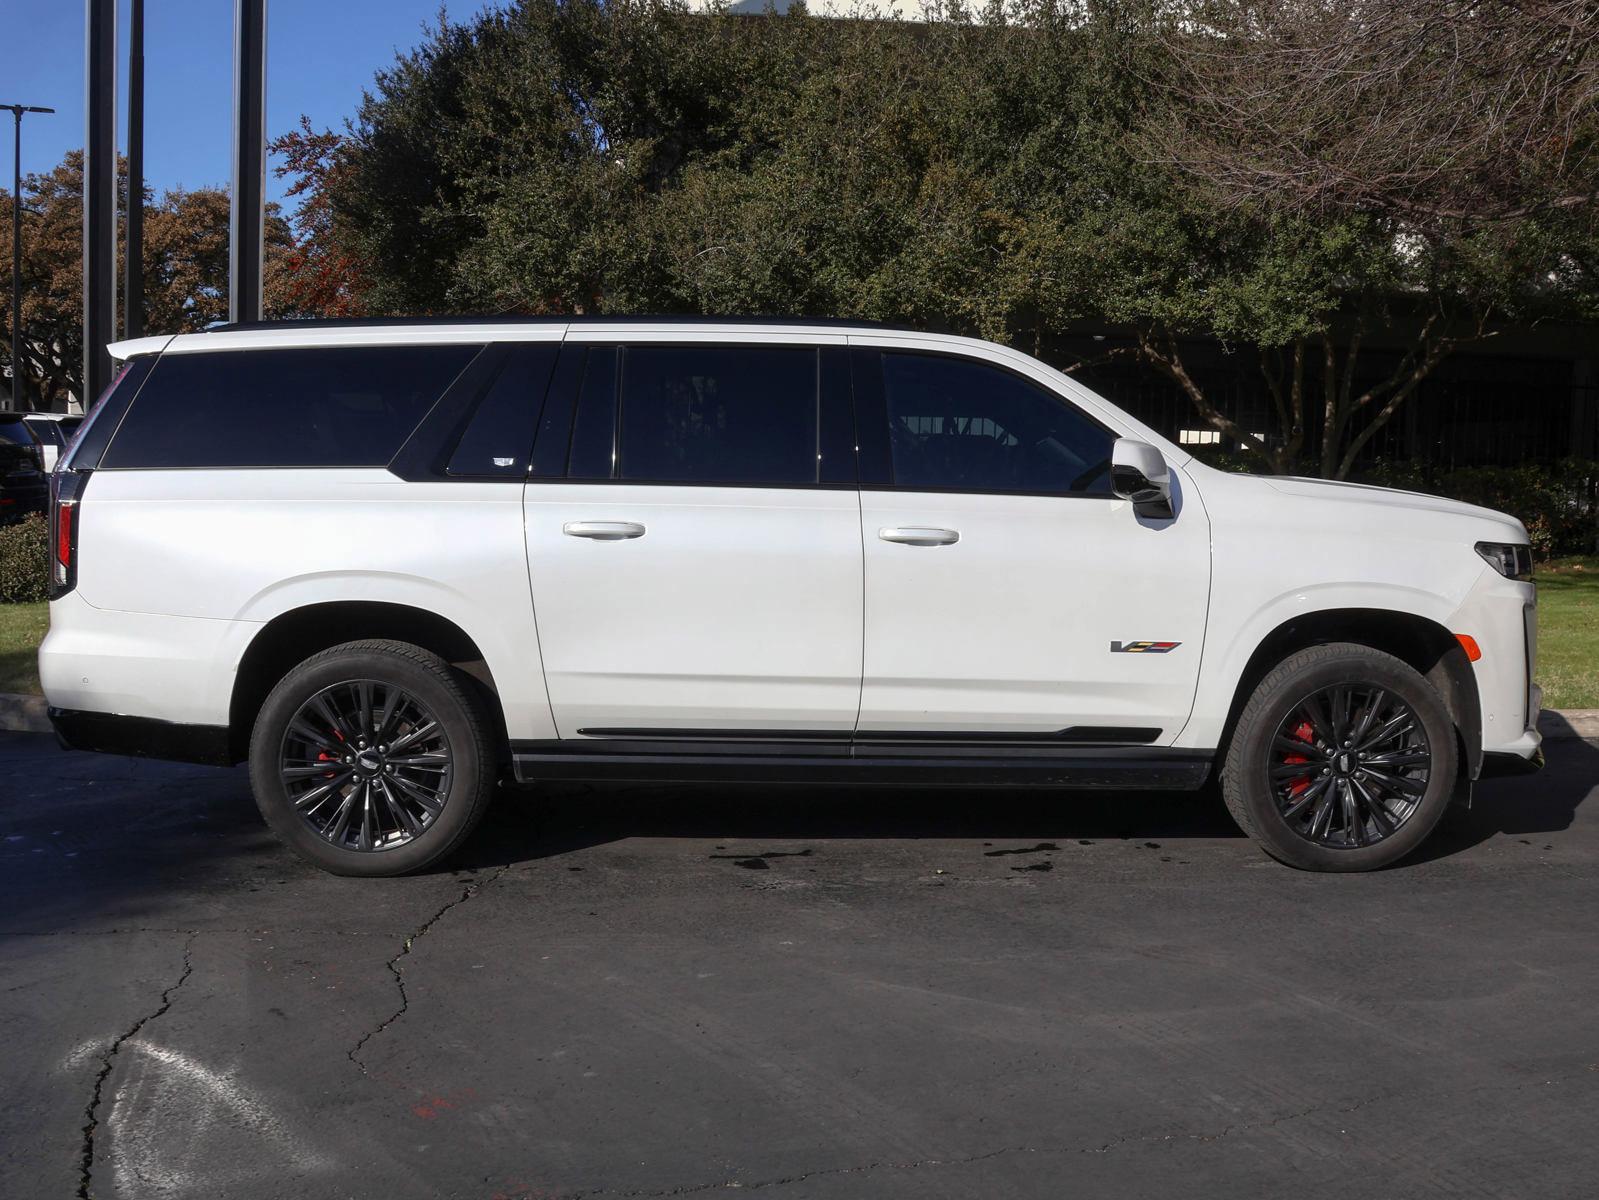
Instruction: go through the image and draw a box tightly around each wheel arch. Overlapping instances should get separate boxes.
[1218,608,1482,779]
[229,601,509,765]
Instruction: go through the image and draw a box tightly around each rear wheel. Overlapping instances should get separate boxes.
[248,639,496,876]
[1222,643,1458,872]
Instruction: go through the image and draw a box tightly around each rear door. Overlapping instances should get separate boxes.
[852,341,1211,743]
[523,334,863,737]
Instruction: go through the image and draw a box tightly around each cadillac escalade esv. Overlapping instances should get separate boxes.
[41,318,1541,875]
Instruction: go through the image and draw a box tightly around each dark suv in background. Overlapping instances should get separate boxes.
[0,413,48,525]
[23,413,84,473]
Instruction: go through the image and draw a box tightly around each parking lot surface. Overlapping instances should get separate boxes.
[2,729,1596,1199]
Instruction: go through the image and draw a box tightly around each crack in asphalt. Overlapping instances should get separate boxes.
[348,866,510,1077]
[75,933,196,1200]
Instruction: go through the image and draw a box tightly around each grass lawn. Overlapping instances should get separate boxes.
[0,601,48,696]
[1534,557,1599,711]
[0,563,1596,708]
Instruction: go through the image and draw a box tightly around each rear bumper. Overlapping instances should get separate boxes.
[48,706,235,767]
[39,591,256,727]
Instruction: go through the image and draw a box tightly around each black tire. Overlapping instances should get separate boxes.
[248,639,496,877]
[1221,642,1458,872]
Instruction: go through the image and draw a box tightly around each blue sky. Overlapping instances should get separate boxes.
[3,0,497,210]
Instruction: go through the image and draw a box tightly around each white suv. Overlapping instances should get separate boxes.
[40,318,1541,875]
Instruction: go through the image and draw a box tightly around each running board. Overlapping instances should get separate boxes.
[509,738,1212,790]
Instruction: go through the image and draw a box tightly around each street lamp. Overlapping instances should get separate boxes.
[3,103,54,413]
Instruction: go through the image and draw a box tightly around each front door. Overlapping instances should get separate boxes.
[524,340,863,737]
[852,345,1211,742]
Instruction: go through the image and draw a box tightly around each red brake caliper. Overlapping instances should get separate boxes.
[318,728,345,778]
[1283,719,1315,797]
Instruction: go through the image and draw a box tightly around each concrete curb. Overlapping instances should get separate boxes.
[1539,709,1599,741]
[0,692,51,735]
[2,690,1596,741]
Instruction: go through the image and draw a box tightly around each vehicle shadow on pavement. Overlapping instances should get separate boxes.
[1404,720,1597,865]
[456,730,1597,873]
[451,779,1250,871]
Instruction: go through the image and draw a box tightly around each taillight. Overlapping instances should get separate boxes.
[49,470,84,600]
[56,501,74,573]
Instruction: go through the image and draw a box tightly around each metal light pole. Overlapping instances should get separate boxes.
[3,103,54,413]
[125,0,145,340]
[84,0,117,407]
[230,0,267,325]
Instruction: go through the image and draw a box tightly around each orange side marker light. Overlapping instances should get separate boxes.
[1455,634,1482,662]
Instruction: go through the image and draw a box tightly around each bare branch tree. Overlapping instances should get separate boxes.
[1145,1,1599,227]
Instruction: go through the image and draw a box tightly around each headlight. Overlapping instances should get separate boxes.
[1475,541,1533,581]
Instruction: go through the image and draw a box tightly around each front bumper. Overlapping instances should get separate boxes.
[1481,745,1545,777]
[1450,568,1539,764]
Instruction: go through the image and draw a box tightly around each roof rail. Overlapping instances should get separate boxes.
[206,313,918,333]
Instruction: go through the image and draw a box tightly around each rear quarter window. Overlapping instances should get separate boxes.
[101,345,482,469]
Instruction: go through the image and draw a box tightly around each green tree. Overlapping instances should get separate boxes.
[281,0,1599,476]
[1,151,295,410]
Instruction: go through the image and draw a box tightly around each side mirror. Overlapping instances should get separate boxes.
[1110,439,1172,518]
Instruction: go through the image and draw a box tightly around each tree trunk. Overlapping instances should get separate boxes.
[1135,331,1286,472]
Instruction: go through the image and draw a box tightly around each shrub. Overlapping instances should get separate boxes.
[0,514,49,603]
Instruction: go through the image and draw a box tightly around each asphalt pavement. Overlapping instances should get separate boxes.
[2,729,1596,1199]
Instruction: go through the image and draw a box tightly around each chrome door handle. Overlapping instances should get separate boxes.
[879,526,959,546]
[563,521,646,541]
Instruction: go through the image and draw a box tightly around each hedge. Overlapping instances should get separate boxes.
[0,514,49,603]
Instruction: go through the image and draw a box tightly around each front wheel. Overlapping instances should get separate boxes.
[1222,643,1459,872]
[248,639,496,876]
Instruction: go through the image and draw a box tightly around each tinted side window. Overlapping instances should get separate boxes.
[445,344,558,477]
[879,353,1114,495]
[618,346,817,485]
[567,349,619,479]
[103,345,480,469]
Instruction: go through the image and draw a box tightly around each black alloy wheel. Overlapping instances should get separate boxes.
[250,639,496,876]
[279,678,454,853]
[1222,642,1459,872]
[1268,684,1430,849]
